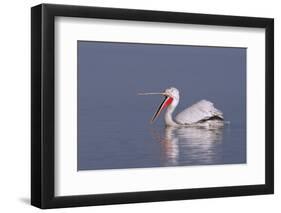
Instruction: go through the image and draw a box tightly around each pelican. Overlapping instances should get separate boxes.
[138,87,224,127]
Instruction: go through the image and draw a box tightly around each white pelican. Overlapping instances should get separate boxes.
[138,87,224,127]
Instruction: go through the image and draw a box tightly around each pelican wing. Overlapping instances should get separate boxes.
[175,100,223,125]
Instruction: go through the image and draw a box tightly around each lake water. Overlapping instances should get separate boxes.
[77,41,246,171]
[78,120,246,170]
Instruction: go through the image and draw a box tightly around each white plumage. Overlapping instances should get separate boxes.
[175,99,223,125]
[139,87,225,127]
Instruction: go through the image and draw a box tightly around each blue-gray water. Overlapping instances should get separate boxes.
[78,41,246,170]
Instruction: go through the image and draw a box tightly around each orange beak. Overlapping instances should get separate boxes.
[151,95,173,123]
[138,92,173,123]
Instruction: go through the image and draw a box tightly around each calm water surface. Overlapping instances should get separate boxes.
[77,41,246,170]
[78,122,246,170]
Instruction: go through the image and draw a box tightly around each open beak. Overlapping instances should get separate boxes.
[138,92,173,123]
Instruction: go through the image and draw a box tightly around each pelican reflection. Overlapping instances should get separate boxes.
[151,126,224,166]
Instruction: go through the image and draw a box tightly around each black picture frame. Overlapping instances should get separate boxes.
[31,3,274,209]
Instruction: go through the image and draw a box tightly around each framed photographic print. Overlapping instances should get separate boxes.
[31,3,274,209]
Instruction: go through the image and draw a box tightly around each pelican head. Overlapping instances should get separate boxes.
[138,87,180,123]
[164,87,180,101]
